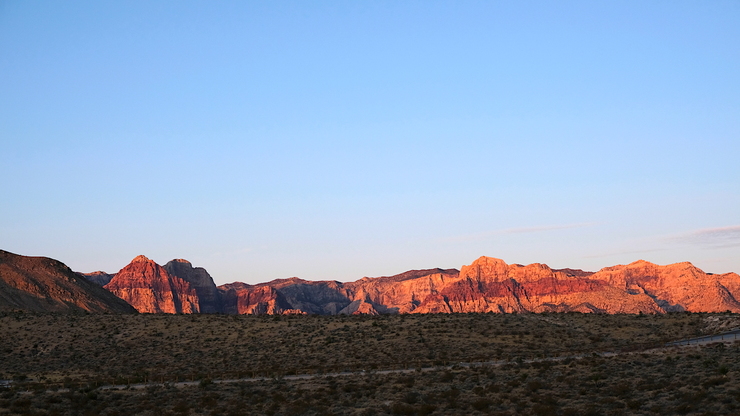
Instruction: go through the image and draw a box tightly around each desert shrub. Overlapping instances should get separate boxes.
[439,371,454,382]
[702,376,728,388]
[471,397,493,411]
[527,379,548,392]
[532,403,557,416]
[402,392,419,404]
[395,375,414,387]
[389,402,415,415]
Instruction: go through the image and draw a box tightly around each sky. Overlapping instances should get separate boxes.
[1,1,739,285]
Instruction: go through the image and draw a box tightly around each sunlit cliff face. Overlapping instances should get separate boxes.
[98,254,740,316]
[105,255,199,314]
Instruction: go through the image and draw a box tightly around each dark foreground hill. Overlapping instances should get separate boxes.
[0,250,136,313]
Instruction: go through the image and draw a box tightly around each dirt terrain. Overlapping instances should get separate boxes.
[1,312,738,415]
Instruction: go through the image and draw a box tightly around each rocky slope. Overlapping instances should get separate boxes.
[104,255,200,313]
[0,250,136,313]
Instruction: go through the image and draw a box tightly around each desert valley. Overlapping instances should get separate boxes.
[4,0,738,414]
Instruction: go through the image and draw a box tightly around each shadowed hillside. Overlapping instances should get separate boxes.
[0,250,136,314]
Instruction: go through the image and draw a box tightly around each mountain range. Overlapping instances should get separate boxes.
[3,249,739,315]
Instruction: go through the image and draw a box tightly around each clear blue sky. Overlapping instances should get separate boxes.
[1,1,738,284]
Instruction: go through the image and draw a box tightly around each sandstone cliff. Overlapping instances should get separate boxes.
[219,282,301,314]
[591,260,740,312]
[0,250,136,313]
[342,269,461,314]
[164,259,222,313]
[104,255,200,313]
[429,256,663,314]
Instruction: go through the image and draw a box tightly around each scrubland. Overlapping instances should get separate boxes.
[1,312,738,415]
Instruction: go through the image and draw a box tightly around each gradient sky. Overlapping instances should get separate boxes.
[1,1,739,285]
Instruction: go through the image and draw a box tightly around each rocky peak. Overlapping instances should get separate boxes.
[105,256,200,313]
[131,255,152,263]
[458,257,511,282]
[470,256,508,268]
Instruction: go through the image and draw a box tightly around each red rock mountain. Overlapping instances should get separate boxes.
[591,260,740,313]
[86,254,740,315]
[213,257,740,315]
[104,255,200,313]
[0,250,136,313]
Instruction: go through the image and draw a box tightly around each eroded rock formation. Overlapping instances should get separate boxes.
[164,259,222,313]
[219,283,302,315]
[104,255,200,313]
[591,260,740,313]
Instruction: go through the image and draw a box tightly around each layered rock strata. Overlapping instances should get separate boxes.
[591,260,740,313]
[104,255,199,313]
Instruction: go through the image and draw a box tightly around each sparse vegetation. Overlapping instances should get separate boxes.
[0,312,738,415]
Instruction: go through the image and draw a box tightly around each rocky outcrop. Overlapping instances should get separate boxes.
[219,283,301,314]
[268,278,352,315]
[164,259,221,313]
[104,255,200,313]
[339,299,381,315]
[342,269,460,314]
[0,250,136,313]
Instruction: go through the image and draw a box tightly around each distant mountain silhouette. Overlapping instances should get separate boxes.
[78,271,115,286]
